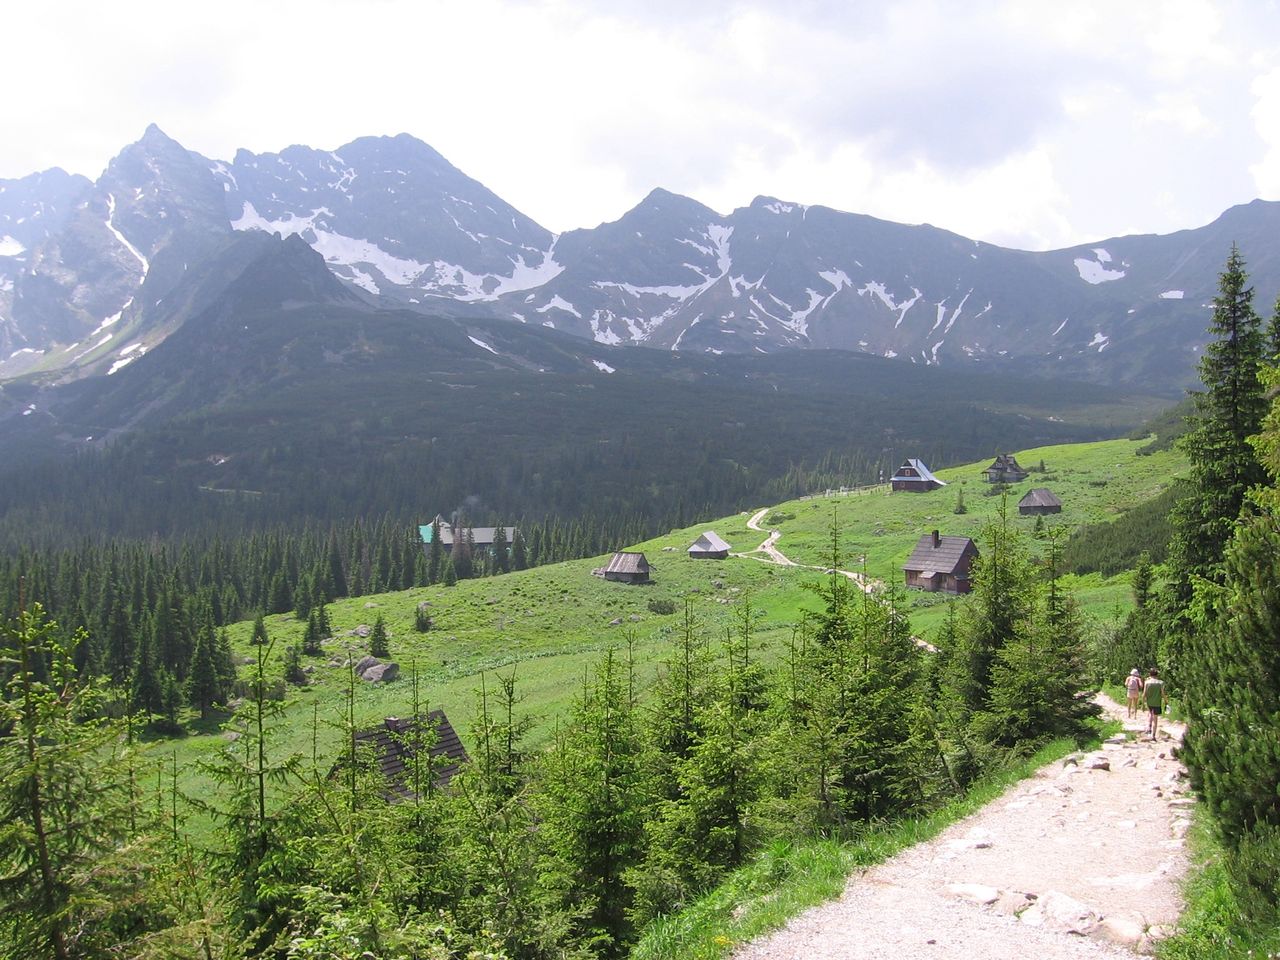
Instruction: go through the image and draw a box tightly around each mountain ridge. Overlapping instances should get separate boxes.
[2,125,1275,392]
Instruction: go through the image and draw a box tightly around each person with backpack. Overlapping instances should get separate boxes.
[1144,668,1166,740]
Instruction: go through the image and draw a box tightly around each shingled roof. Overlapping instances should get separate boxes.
[353,710,469,798]
[903,532,977,576]
[606,552,651,575]
[1018,488,1062,509]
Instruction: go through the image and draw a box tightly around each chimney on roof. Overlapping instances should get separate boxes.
[932,530,941,548]
[385,717,401,731]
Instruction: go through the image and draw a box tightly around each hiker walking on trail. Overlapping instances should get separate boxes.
[1125,668,1144,718]
[1144,668,1166,740]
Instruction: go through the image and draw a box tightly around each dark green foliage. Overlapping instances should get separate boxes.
[184,613,224,719]
[369,614,389,659]
[0,605,140,959]
[250,611,268,645]
[1168,246,1269,603]
[1183,511,1280,860]
[953,485,967,514]
[413,604,433,632]
[283,642,305,685]
[1062,482,1182,576]
[1134,397,1195,455]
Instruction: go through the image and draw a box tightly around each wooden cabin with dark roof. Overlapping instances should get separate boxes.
[688,531,731,559]
[903,530,978,594]
[603,551,651,584]
[890,458,946,492]
[984,454,1029,484]
[352,710,469,799]
[1018,488,1062,515]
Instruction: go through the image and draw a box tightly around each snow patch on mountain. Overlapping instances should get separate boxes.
[0,235,25,256]
[1089,331,1110,352]
[592,359,616,373]
[858,281,922,328]
[468,335,499,355]
[1074,251,1125,284]
[535,295,581,318]
[1052,318,1069,336]
[589,310,623,345]
[1159,289,1185,299]
[104,194,150,277]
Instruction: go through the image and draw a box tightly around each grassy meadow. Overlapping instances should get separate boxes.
[151,435,1186,838]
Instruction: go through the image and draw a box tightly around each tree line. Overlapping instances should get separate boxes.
[0,499,1095,959]
[1099,244,1280,933]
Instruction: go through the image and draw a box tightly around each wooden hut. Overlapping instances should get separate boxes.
[352,711,469,799]
[890,458,946,492]
[603,552,651,584]
[688,531,731,559]
[903,530,978,594]
[984,454,1029,484]
[1018,488,1062,515]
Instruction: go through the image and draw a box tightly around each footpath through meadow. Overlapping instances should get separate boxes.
[733,695,1192,959]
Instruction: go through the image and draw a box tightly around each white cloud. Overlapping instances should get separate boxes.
[2,0,1279,252]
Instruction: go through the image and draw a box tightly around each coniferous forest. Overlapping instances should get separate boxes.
[4,243,1280,955]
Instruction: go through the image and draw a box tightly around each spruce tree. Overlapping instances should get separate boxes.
[1168,245,1268,604]
[130,618,163,717]
[251,612,268,646]
[426,518,445,585]
[186,616,223,720]
[369,614,389,659]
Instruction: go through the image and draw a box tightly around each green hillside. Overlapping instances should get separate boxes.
[159,436,1187,834]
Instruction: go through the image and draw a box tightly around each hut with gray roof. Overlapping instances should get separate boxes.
[688,531,731,559]
[603,551,652,584]
[890,458,946,492]
[984,454,1028,484]
[903,530,978,594]
[1018,488,1062,515]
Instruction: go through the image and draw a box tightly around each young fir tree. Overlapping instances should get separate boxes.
[512,527,529,571]
[492,523,511,574]
[0,604,139,959]
[369,614,390,659]
[251,612,268,645]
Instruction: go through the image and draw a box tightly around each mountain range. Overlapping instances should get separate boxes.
[4,125,1277,394]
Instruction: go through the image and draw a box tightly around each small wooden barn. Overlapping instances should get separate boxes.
[688,531,731,559]
[903,530,978,594]
[984,454,1029,484]
[1018,488,1062,515]
[890,458,946,492]
[604,551,651,584]
[352,711,469,798]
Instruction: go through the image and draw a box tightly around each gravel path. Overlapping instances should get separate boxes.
[734,696,1191,959]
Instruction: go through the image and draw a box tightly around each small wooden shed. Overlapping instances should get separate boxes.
[984,454,1029,484]
[352,711,469,798]
[1018,488,1062,515]
[890,458,946,492]
[903,530,978,594]
[604,551,651,584]
[688,531,731,559]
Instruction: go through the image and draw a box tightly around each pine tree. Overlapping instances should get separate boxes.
[425,518,445,585]
[282,642,306,685]
[512,527,529,571]
[1168,245,1269,604]
[251,612,268,645]
[492,523,510,574]
[185,615,223,720]
[130,617,163,717]
[369,614,389,659]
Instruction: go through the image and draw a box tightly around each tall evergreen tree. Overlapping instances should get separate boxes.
[369,614,390,659]
[1168,245,1269,605]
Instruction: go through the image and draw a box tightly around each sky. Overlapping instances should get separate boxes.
[5,0,1280,251]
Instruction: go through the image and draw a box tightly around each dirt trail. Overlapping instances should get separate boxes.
[739,509,875,592]
[733,696,1191,959]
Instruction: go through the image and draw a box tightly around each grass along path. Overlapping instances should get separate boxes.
[738,508,877,593]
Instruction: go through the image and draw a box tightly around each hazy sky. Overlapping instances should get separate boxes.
[6,0,1280,250]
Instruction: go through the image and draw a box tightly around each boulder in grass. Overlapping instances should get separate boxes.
[354,655,380,675]
[362,662,399,683]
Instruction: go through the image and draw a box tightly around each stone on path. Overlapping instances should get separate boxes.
[1018,890,1100,935]
[945,883,1000,905]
